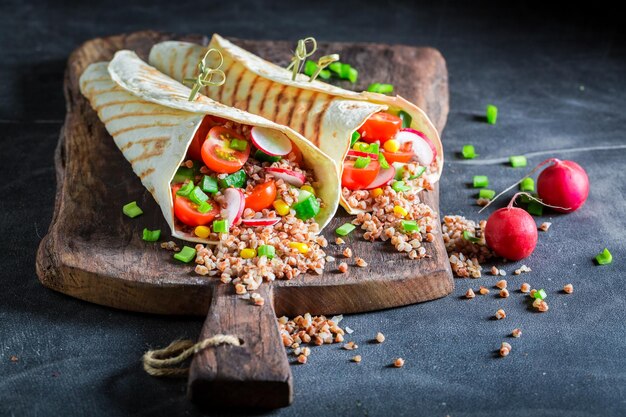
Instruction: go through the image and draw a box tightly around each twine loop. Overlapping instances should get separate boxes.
[142,334,241,377]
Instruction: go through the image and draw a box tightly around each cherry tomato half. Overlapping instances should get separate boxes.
[245,181,277,212]
[357,112,402,144]
[172,185,220,227]
[342,159,380,190]
[382,142,414,164]
[201,126,251,174]
[186,116,221,161]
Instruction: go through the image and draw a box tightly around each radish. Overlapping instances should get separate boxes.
[537,159,589,213]
[395,128,437,166]
[265,167,306,187]
[250,127,292,156]
[241,217,280,227]
[222,188,245,227]
[347,149,379,159]
[484,193,538,261]
[365,166,396,189]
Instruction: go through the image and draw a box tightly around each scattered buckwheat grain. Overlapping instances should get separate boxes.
[352,355,362,363]
[537,301,549,312]
[495,309,506,320]
[563,284,574,294]
[343,248,353,258]
[343,341,358,350]
[520,283,531,293]
[512,328,522,338]
[500,289,510,298]
[500,342,512,357]
[491,266,500,275]
[465,288,476,299]
[297,354,307,364]
[393,358,405,368]
[539,222,552,231]
[479,286,490,295]
[338,262,348,273]
[496,280,507,290]
[375,332,385,343]
[335,237,345,245]
[355,257,368,267]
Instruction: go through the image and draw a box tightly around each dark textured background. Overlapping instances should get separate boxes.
[1,1,625,416]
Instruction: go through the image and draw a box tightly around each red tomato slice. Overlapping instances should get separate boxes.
[245,181,277,212]
[382,141,414,164]
[187,116,221,161]
[342,159,380,190]
[201,126,251,174]
[357,112,402,144]
[171,185,220,227]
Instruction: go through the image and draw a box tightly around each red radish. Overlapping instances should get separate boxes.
[265,167,306,187]
[347,149,379,159]
[241,217,280,227]
[484,193,538,261]
[395,128,437,166]
[222,188,245,227]
[250,126,292,156]
[365,166,396,189]
[537,159,589,213]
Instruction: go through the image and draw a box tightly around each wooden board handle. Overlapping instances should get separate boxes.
[187,283,292,409]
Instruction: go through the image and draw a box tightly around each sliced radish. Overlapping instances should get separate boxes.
[222,188,245,227]
[265,167,306,187]
[395,128,437,166]
[250,127,292,156]
[365,166,396,189]
[347,149,379,159]
[241,217,280,227]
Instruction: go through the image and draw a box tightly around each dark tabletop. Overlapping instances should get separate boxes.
[1,1,625,416]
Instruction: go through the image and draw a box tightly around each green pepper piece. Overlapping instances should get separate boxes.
[293,191,320,220]
[172,166,195,184]
[254,149,281,163]
[200,175,219,194]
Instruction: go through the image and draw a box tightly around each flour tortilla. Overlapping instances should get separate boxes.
[79,51,340,243]
[148,34,443,213]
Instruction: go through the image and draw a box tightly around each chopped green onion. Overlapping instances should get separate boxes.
[218,169,247,189]
[462,230,481,243]
[527,201,543,216]
[392,180,411,193]
[462,145,476,159]
[176,181,194,197]
[520,177,535,192]
[122,201,143,218]
[174,246,196,263]
[479,189,496,199]
[328,62,342,75]
[366,143,380,154]
[486,104,498,125]
[519,192,537,204]
[213,219,229,233]
[533,289,547,300]
[509,155,527,167]
[367,83,394,94]
[409,166,427,180]
[350,131,361,147]
[293,190,320,220]
[346,66,358,83]
[335,223,356,236]
[142,228,161,242]
[398,110,412,128]
[188,186,209,205]
[258,244,275,259]
[473,175,489,188]
[595,248,612,265]
[401,220,419,233]
[173,166,195,184]
[200,175,218,194]
[254,149,281,163]
[303,60,330,80]
[229,138,248,152]
[354,156,371,169]
[197,201,213,214]
[378,152,390,169]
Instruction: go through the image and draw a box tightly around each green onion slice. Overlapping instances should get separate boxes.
[354,156,371,169]
[527,201,543,216]
[462,145,476,159]
[258,244,276,259]
[462,230,481,243]
[188,186,209,205]
[197,201,213,214]
[229,138,248,152]
[367,83,394,94]
[335,223,356,236]
[473,175,489,188]
[213,219,229,234]
[378,152,390,169]
[200,175,219,194]
[176,181,194,197]
[409,166,426,180]
[174,246,197,263]
[122,201,143,218]
[401,220,419,233]
[479,189,496,200]
[350,131,361,147]
[486,104,498,125]
[533,289,547,300]
[595,248,612,265]
[142,228,161,242]
[509,155,527,168]
[520,177,535,192]
[392,180,411,193]
[346,67,358,83]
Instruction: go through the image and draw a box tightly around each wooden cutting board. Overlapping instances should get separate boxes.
[36,30,452,409]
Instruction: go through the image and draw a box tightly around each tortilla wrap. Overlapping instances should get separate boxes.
[79,51,340,243]
[148,34,443,214]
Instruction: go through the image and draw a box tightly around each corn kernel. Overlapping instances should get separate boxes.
[370,188,383,198]
[384,139,400,153]
[240,248,257,259]
[301,185,315,195]
[194,225,211,239]
[288,242,309,254]
[273,199,290,216]
[393,205,408,218]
